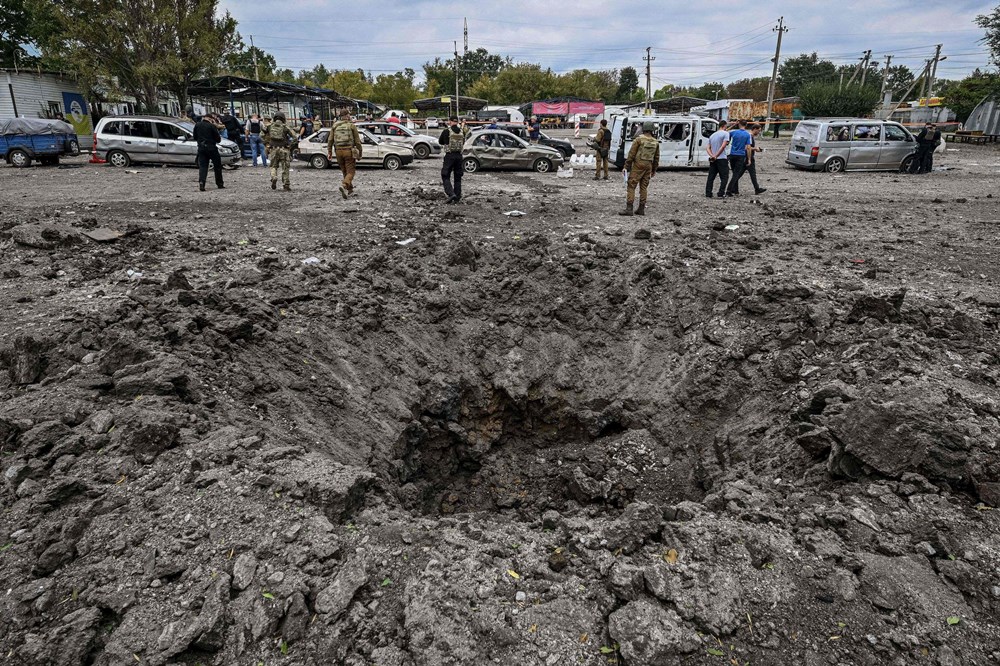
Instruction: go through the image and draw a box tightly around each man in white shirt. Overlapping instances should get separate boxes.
[705,121,731,198]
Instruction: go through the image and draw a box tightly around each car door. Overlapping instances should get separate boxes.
[499,133,531,169]
[878,123,914,170]
[848,123,881,169]
[659,122,692,167]
[694,120,718,166]
[470,132,502,168]
[122,120,158,163]
[358,131,380,166]
[154,121,194,164]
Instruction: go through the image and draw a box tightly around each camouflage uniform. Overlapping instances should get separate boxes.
[264,119,298,190]
[327,116,363,199]
[593,125,611,180]
[620,125,660,216]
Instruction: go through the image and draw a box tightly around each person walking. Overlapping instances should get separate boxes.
[222,110,244,155]
[245,113,268,167]
[746,123,767,195]
[593,119,612,181]
[264,111,298,191]
[327,109,363,199]
[705,120,730,198]
[528,115,541,143]
[439,116,468,204]
[619,121,659,216]
[909,122,941,174]
[725,119,752,197]
[193,114,224,191]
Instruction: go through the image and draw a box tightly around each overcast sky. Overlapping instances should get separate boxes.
[218,0,995,87]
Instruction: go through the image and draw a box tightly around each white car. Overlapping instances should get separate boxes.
[294,127,415,171]
[355,121,442,159]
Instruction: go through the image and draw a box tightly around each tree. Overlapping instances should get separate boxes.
[325,70,373,100]
[223,41,278,80]
[370,68,417,108]
[1,0,58,67]
[486,64,559,105]
[940,72,1000,121]
[680,82,727,100]
[423,48,511,97]
[976,5,1000,67]
[652,84,675,99]
[44,0,237,112]
[554,69,617,100]
[883,65,915,95]
[799,81,880,117]
[617,67,639,101]
[778,53,836,97]
[726,77,774,100]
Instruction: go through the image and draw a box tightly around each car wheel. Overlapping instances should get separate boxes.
[384,155,402,170]
[310,154,329,169]
[414,143,430,159]
[533,158,553,173]
[900,155,915,173]
[9,149,31,168]
[463,158,480,173]
[107,150,131,168]
[68,139,80,156]
[824,156,846,173]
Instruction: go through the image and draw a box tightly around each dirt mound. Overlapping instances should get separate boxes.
[2,159,1000,665]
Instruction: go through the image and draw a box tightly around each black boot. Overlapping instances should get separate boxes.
[635,202,646,216]
[271,179,277,190]
[199,183,205,192]
[283,183,291,191]
[619,202,634,216]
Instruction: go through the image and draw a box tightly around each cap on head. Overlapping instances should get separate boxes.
[642,121,655,132]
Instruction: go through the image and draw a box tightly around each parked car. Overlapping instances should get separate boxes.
[786,119,916,172]
[1,118,80,167]
[462,130,565,173]
[608,114,721,169]
[93,115,241,168]
[424,117,441,129]
[354,121,441,159]
[294,127,414,171]
[472,122,575,158]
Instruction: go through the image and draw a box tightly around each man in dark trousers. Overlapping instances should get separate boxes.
[439,116,468,204]
[705,121,730,198]
[909,122,942,174]
[193,115,224,191]
[746,123,767,195]
[221,110,244,156]
[725,119,752,197]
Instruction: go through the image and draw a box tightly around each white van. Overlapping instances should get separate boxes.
[609,114,721,170]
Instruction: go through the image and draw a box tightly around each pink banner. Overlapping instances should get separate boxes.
[532,102,569,115]
[569,102,605,115]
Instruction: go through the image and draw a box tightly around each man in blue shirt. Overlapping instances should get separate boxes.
[726,119,752,196]
[528,116,541,142]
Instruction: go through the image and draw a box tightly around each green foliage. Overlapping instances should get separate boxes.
[324,69,373,100]
[424,48,512,98]
[798,81,880,118]
[616,67,640,101]
[44,0,238,111]
[677,82,727,100]
[976,5,1000,66]
[0,0,59,67]
[223,41,278,80]
[941,71,1000,121]
[779,53,837,97]
[370,68,417,108]
[727,76,775,101]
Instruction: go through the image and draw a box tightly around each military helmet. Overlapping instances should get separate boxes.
[274,111,286,122]
[642,121,655,132]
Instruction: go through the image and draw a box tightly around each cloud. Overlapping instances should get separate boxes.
[218,0,993,85]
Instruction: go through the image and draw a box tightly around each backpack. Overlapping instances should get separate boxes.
[333,121,354,147]
[636,136,658,162]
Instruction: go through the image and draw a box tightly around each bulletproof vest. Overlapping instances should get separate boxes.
[447,127,465,152]
[267,122,290,147]
[636,135,658,162]
[333,121,354,147]
[249,120,261,134]
[598,127,611,147]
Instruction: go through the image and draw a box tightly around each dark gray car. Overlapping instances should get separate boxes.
[462,130,565,173]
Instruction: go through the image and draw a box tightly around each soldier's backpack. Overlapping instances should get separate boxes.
[447,128,466,152]
[636,136,658,162]
[267,122,290,147]
[333,121,354,147]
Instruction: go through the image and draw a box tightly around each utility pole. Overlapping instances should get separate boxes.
[845,50,870,87]
[878,54,893,118]
[887,59,932,119]
[927,44,943,97]
[859,50,872,87]
[464,18,468,58]
[643,47,654,114]
[765,16,787,134]
[454,41,460,119]
[249,35,260,80]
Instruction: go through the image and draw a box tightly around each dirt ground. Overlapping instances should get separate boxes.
[1,135,1000,666]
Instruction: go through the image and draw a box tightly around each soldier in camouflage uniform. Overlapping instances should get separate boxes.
[619,121,660,216]
[326,109,363,199]
[264,112,298,191]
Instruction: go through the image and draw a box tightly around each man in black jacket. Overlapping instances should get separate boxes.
[909,123,941,174]
[438,116,468,204]
[194,116,224,191]
[221,111,244,156]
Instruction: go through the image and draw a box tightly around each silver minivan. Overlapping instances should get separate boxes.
[786,119,916,173]
[93,115,241,168]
